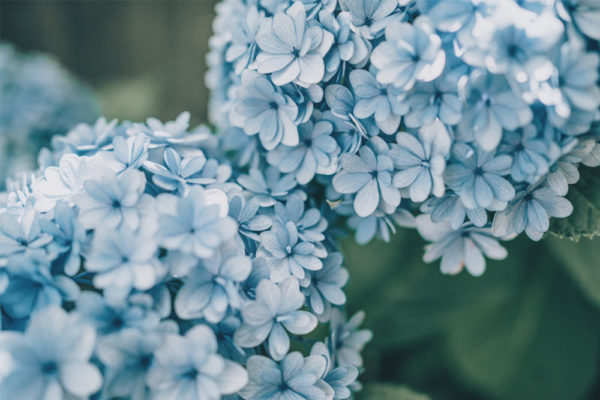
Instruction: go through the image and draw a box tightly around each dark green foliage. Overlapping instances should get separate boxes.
[550,168,600,241]
[345,230,600,400]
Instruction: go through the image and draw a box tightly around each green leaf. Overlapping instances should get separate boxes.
[360,383,430,400]
[549,167,600,241]
[444,240,600,400]
[547,236,600,309]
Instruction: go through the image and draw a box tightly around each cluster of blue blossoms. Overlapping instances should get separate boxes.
[207,0,600,275]
[0,113,371,399]
[0,44,98,189]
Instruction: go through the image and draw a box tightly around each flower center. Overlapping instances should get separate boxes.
[41,361,58,375]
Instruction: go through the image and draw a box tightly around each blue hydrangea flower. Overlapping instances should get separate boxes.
[255,2,334,86]
[231,70,299,150]
[267,120,340,184]
[404,74,463,128]
[52,117,116,156]
[273,195,328,245]
[175,248,252,322]
[157,187,237,258]
[390,120,451,202]
[240,351,331,400]
[0,253,78,321]
[75,168,149,230]
[319,9,371,81]
[75,291,160,335]
[340,0,399,39]
[225,6,262,74]
[445,143,515,210]
[556,0,600,40]
[96,328,163,400]
[258,221,324,282]
[499,124,558,183]
[228,195,273,241]
[0,208,51,260]
[420,191,488,230]
[458,71,533,151]
[547,41,600,135]
[310,341,359,400]
[234,277,318,360]
[371,17,445,90]
[31,153,88,213]
[350,69,408,134]
[147,325,248,400]
[305,252,348,316]
[85,225,160,294]
[328,310,372,368]
[39,201,86,276]
[0,306,102,400]
[492,184,573,241]
[416,214,508,276]
[332,137,400,217]
[237,167,298,207]
[143,147,216,195]
[99,134,149,174]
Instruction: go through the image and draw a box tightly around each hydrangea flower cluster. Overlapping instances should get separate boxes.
[207,0,600,275]
[0,113,370,400]
[0,44,98,189]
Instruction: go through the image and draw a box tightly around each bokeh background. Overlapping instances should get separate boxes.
[2,1,600,399]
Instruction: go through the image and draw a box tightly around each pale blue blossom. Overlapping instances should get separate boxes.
[258,221,325,282]
[547,41,600,135]
[310,342,359,400]
[231,70,300,150]
[350,69,408,134]
[319,9,371,81]
[332,137,400,217]
[143,148,216,195]
[371,17,445,90]
[499,124,558,183]
[51,117,116,156]
[328,310,372,368]
[445,143,515,210]
[0,253,78,321]
[75,291,160,335]
[340,0,399,39]
[75,168,150,230]
[305,252,348,316]
[273,195,328,244]
[39,201,86,276]
[556,0,600,40]
[404,74,463,128]
[492,184,573,241]
[458,71,533,151]
[416,214,508,276]
[234,277,318,360]
[96,328,162,400]
[225,6,262,74]
[390,120,451,202]
[0,208,51,260]
[157,187,237,258]
[85,225,161,294]
[255,2,334,86]
[99,134,149,174]
[237,167,298,207]
[228,195,273,241]
[175,247,252,322]
[0,307,102,400]
[267,120,340,184]
[420,191,488,230]
[147,325,248,400]
[240,352,332,400]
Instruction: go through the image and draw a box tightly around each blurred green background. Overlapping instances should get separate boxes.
[2,1,600,399]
